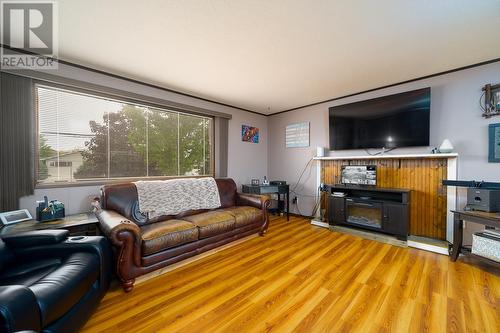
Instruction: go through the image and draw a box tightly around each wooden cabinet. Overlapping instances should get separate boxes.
[382,203,408,237]
[320,158,448,240]
[329,197,345,225]
[327,185,410,240]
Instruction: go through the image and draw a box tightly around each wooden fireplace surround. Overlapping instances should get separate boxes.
[315,153,458,241]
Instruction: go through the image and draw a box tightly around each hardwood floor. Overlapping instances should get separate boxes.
[81,216,500,333]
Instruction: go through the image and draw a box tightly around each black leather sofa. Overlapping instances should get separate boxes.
[0,230,112,333]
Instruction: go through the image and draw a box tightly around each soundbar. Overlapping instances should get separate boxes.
[442,180,500,189]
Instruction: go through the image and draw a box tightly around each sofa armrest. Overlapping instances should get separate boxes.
[97,210,140,242]
[1,230,69,248]
[236,192,270,210]
[96,210,142,284]
[9,237,113,295]
[236,193,271,235]
[0,286,41,333]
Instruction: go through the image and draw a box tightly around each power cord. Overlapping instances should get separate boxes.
[294,199,304,216]
[293,185,323,218]
[310,185,321,217]
[289,157,328,216]
[289,157,315,216]
[290,157,314,193]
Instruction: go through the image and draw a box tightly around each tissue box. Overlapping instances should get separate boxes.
[472,230,500,262]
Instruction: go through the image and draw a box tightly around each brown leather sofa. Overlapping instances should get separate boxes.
[96,178,270,292]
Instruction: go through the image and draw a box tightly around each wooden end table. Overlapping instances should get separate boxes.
[450,210,500,267]
[0,212,100,237]
[242,184,290,221]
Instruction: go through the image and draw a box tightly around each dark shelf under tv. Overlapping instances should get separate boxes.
[327,184,410,240]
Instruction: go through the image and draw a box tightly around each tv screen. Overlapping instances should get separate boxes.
[329,88,430,150]
[341,165,377,186]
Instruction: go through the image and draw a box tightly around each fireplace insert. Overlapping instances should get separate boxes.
[346,199,382,229]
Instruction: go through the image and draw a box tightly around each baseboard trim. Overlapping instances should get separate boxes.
[407,237,449,256]
[310,219,330,228]
[268,212,314,219]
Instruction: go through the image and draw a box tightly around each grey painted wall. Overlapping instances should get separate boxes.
[17,60,500,229]
[268,61,500,219]
[19,63,268,216]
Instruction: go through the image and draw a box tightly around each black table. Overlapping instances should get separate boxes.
[0,212,100,236]
[242,184,290,221]
[450,210,500,267]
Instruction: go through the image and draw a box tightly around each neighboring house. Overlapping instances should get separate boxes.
[41,151,84,182]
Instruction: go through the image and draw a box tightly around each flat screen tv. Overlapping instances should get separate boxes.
[341,165,377,186]
[329,88,430,150]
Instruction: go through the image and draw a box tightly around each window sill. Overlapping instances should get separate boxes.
[35,174,215,189]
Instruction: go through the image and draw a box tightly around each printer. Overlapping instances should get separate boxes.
[443,180,500,212]
[467,188,500,212]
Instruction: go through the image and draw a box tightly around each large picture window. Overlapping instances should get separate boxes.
[36,85,213,184]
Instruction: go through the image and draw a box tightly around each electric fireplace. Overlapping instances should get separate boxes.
[328,185,410,240]
[346,199,382,229]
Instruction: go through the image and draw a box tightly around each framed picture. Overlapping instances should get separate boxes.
[286,122,309,148]
[0,209,33,226]
[242,125,259,143]
[489,123,500,162]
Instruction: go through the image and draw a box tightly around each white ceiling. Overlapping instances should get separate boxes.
[58,0,500,114]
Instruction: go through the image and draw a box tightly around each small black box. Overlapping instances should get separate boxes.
[270,180,287,185]
[467,188,500,212]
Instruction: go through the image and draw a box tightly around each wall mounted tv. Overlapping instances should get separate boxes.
[329,87,431,150]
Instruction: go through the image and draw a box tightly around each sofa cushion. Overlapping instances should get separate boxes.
[221,206,263,228]
[29,252,100,326]
[182,211,236,239]
[141,220,199,256]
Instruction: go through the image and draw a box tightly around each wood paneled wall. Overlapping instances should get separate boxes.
[321,158,448,240]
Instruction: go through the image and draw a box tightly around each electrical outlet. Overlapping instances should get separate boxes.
[293,196,298,204]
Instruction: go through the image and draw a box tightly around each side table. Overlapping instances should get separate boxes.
[242,184,290,221]
[0,212,100,236]
[450,210,500,268]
